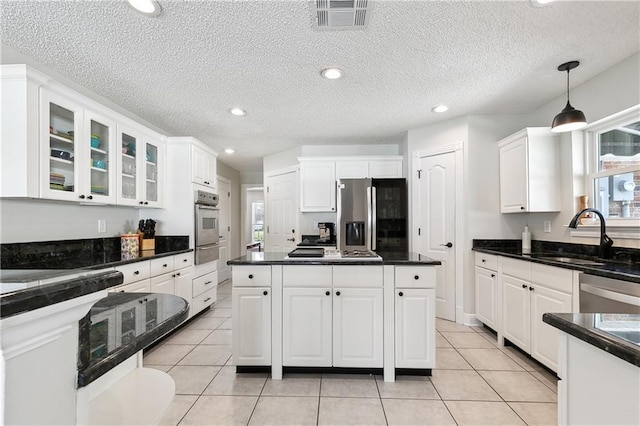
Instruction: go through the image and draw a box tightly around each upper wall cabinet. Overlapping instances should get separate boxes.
[1,64,164,207]
[335,157,403,180]
[299,160,336,212]
[498,128,560,213]
[191,145,217,190]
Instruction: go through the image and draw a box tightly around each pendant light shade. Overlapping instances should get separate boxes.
[551,61,587,133]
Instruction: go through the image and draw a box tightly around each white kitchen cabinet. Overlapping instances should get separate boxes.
[282,287,333,367]
[232,287,271,365]
[474,253,498,330]
[499,257,575,372]
[335,160,369,179]
[117,125,164,208]
[150,272,175,295]
[192,145,217,190]
[498,127,560,213]
[335,158,404,180]
[333,287,383,368]
[395,288,436,369]
[369,159,403,178]
[299,160,336,212]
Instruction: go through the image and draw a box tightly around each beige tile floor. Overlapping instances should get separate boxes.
[145,281,559,425]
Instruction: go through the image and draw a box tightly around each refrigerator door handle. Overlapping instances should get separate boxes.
[366,186,372,250]
[371,186,377,251]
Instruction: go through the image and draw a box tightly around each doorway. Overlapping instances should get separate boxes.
[217,176,231,283]
[265,167,299,253]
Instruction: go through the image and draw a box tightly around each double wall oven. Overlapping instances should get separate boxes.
[195,190,220,265]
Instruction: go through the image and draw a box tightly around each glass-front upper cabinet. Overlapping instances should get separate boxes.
[117,125,163,207]
[143,138,162,207]
[117,125,141,206]
[85,110,117,204]
[40,89,83,201]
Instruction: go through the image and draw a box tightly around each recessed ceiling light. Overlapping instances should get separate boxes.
[431,105,449,113]
[530,0,554,7]
[321,68,344,80]
[224,148,235,154]
[127,0,162,16]
[229,107,247,116]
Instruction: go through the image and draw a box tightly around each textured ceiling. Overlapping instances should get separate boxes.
[1,1,639,172]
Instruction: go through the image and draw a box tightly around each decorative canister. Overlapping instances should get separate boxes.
[121,234,140,260]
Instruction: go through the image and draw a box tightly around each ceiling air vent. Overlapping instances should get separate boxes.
[312,0,373,30]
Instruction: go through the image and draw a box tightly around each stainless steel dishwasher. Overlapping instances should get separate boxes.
[579,273,640,314]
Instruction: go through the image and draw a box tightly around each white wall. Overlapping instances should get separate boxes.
[217,160,242,260]
[0,199,138,243]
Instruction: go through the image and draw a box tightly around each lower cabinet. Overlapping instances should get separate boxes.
[474,253,499,330]
[282,287,383,368]
[395,288,436,368]
[501,274,531,353]
[232,286,271,365]
[530,284,572,370]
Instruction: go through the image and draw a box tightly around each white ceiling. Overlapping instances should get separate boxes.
[1,1,638,172]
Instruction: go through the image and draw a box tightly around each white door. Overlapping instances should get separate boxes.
[265,169,298,252]
[217,176,231,282]
[395,288,436,368]
[417,152,456,320]
[232,287,271,365]
[282,287,332,367]
[333,288,383,368]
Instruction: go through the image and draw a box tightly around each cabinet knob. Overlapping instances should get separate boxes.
[491,273,495,278]
[163,264,168,267]
[481,259,486,263]
[414,275,419,280]
[144,201,149,205]
[520,206,525,210]
[134,271,140,275]
[173,274,176,278]
[176,272,181,276]
[143,298,148,302]
[325,291,330,296]
[336,291,341,296]
[183,259,188,262]
[399,291,404,297]
[331,208,335,211]
[79,195,85,199]
[87,195,93,200]
[529,286,534,291]
[139,300,144,304]
[139,201,144,205]
[248,274,254,279]
[522,284,527,289]
[263,290,268,296]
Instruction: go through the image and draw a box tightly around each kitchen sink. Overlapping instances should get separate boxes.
[536,256,607,266]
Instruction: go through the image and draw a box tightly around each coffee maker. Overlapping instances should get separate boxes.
[317,222,335,243]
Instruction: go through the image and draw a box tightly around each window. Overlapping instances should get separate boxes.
[251,201,264,242]
[587,106,640,223]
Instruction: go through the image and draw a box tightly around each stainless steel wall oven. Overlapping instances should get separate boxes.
[195,190,219,265]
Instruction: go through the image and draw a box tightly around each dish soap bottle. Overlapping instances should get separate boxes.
[522,226,531,254]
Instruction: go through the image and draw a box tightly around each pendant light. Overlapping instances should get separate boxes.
[551,61,587,133]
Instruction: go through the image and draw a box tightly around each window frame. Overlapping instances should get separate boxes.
[580,105,640,238]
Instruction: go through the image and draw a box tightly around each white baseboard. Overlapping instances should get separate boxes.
[463,313,482,327]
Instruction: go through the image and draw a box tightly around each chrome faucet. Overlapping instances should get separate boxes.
[568,208,614,259]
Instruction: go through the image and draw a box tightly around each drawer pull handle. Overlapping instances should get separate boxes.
[163,264,168,267]
[248,274,254,279]
[399,291,404,297]
[325,291,330,296]
[183,258,188,262]
[414,275,419,280]
[204,297,211,303]
[134,271,140,275]
[522,284,527,289]
[263,290,268,296]
[205,281,213,285]
[529,286,534,291]
[176,272,181,276]
[336,291,341,296]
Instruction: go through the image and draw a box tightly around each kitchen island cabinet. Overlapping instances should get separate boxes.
[228,252,439,381]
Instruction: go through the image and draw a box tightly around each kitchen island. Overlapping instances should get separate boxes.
[228,251,440,382]
[543,313,640,426]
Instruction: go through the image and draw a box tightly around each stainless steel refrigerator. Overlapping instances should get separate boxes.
[337,178,407,252]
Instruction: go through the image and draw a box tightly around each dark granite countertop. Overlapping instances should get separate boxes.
[227,251,440,266]
[543,313,640,368]
[472,239,640,284]
[0,270,123,319]
[77,292,188,387]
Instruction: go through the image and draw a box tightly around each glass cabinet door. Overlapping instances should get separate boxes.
[85,110,117,204]
[143,140,160,206]
[117,126,140,206]
[40,90,82,201]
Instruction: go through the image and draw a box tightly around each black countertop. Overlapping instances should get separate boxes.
[77,292,189,387]
[227,251,441,266]
[472,239,640,283]
[543,313,640,368]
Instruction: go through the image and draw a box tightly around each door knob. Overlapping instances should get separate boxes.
[440,242,453,248]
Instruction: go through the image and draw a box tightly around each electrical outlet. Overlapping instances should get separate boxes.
[544,220,551,233]
[98,219,107,233]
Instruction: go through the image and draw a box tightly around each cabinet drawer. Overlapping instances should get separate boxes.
[150,256,174,277]
[333,265,383,287]
[174,252,194,269]
[395,266,436,288]
[232,266,272,287]
[532,263,573,294]
[111,278,151,293]
[475,253,498,270]
[194,259,217,278]
[500,257,531,281]
[192,287,217,314]
[283,265,332,287]
[116,261,151,285]
[193,271,218,297]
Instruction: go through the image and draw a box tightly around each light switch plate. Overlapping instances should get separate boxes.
[98,219,107,233]
[544,220,551,233]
